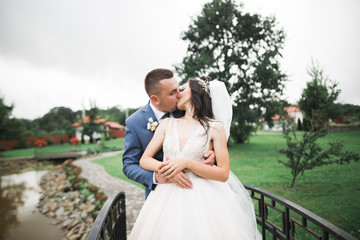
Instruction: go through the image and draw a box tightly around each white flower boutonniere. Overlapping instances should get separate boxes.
[147,118,159,132]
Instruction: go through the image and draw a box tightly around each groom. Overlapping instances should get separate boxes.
[122,68,215,198]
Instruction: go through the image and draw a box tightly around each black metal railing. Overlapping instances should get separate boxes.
[87,192,126,240]
[87,187,357,240]
[244,185,357,240]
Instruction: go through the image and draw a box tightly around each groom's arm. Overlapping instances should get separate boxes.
[123,118,154,192]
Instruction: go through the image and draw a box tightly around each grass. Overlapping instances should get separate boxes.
[0,138,125,158]
[91,130,360,238]
[1,130,359,237]
[229,130,360,238]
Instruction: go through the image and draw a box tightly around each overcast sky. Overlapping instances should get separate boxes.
[1,0,359,120]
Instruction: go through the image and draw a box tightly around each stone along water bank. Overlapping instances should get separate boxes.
[0,170,64,240]
[37,160,107,240]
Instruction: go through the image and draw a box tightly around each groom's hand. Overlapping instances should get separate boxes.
[160,157,192,189]
[155,172,171,184]
[168,172,193,189]
[202,150,216,166]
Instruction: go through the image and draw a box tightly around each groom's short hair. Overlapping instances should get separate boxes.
[145,68,174,96]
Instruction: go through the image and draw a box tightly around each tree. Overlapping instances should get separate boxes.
[175,0,287,143]
[298,61,340,131]
[297,118,302,131]
[334,103,360,123]
[39,107,78,136]
[100,106,123,123]
[0,97,14,139]
[0,97,26,140]
[278,118,359,188]
[81,106,104,143]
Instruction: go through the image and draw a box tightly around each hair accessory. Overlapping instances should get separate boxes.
[195,77,210,95]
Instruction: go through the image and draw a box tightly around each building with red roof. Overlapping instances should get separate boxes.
[104,121,125,138]
[72,117,125,143]
[262,106,303,131]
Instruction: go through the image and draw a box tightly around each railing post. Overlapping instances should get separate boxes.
[285,207,290,240]
[260,195,266,240]
[243,185,358,240]
[87,192,127,240]
[119,193,127,238]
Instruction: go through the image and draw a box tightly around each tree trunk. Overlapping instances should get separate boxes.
[290,176,296,188]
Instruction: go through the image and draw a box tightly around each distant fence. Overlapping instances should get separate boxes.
[0,134,69,150]
[328,125,360,133]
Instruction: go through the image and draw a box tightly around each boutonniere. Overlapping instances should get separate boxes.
[147,118,159,132]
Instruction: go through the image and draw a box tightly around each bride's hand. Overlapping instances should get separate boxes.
[158,158,188,179]
[168,172,192,189]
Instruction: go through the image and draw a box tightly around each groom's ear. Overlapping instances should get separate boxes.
[150,95,160,107]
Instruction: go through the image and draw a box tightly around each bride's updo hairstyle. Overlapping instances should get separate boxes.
[188,76,214,133]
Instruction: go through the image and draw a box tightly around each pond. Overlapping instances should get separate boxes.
[0,170,64,240]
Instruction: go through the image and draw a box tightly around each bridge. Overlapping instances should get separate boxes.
[86,186,357,240]
[35,151,86,160]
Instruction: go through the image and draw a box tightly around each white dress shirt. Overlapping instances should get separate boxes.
[149,102,173,123]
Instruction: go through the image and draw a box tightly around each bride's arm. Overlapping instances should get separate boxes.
[139,118,169,172]
[159,122,229,182]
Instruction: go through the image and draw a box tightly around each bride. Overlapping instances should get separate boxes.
[128,76,261,240]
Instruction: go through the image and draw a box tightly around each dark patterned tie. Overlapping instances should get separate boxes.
[160,112,170,120]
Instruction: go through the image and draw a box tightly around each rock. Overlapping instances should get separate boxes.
[67,219,79,230]
[48,211,56,218]
[42,208,49,214]
[86,204,96,213]
[78,223,86,234]
[62,219,74,228]
[69,233,81,240]
[80,232,88,240]
[37,163,101,240]
[66,227,75,238]
[50,202,58,211]
[88,194,95,202]
[70,213,80,219]
[56,206,65,217]
[79,204,87,211]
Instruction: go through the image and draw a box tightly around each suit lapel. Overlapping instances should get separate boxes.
[141,101,164,160]
[142,101,158,126]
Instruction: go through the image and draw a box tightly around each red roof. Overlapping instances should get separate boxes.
[271,114,295,121]
[262,106,300,122]
[285,106,301,113]
[72,116,105,127]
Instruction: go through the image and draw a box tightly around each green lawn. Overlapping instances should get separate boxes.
[229,130,360,238]
[92,130,360,238]
[92,153,144,189]
[0,138,125,158]
[2,131,358,237]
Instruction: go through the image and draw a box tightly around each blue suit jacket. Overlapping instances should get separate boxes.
[122,102,183,198]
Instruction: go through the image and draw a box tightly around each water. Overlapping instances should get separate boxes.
[0,171,64,240]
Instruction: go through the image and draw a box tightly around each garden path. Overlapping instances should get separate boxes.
[73,151,144,236]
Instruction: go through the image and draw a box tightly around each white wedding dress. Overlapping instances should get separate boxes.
[129,118,262,240]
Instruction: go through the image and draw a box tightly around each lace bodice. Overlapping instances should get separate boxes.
[163,118,214,163]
